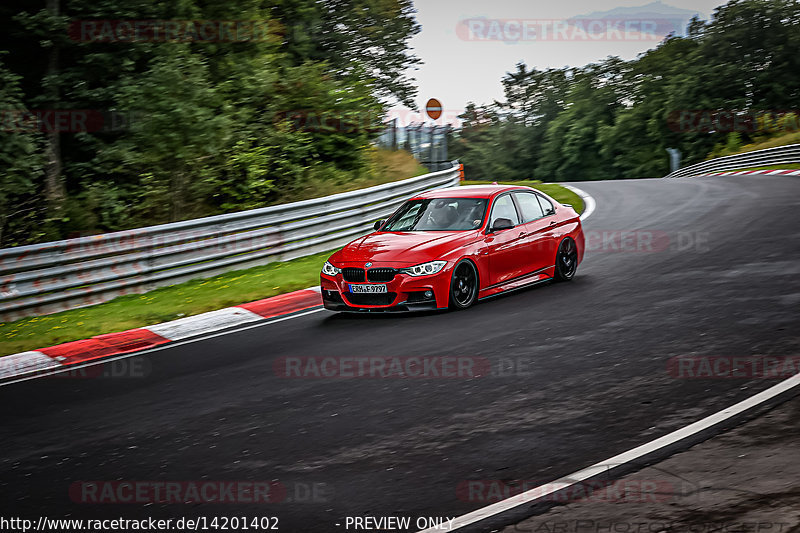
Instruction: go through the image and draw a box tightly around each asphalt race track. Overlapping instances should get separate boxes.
[1,174,798,532]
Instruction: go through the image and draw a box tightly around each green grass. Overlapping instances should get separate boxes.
[462,180,585,214]
[0,250,333,356]
[278,147,429,203]
[709,131,800,159]
[736,131,800,153]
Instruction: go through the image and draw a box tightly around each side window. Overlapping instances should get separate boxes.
[490,194,520,226]
[514,192,544,223]
[391,202,423,230]
[537,195,555,216]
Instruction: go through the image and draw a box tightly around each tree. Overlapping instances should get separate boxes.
[0,56,46,246]
[109,45,231,222]
[267,0,421,106]
[536,59,626,181]
[598,36,698,178]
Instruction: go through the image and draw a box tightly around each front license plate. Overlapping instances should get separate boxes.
[349,284,387,294]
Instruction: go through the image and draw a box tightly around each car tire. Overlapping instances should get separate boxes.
[449,260,479,309]
[554,238,578,281]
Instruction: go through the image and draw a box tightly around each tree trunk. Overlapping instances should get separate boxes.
[170,170,186,222]
[44,0,64,209]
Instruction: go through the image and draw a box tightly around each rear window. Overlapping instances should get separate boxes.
[537,195,555,216]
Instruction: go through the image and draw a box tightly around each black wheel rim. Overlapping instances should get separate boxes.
[559,239,578,278]
[453,262,477,306]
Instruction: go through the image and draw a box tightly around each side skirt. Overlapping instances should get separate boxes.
[477,267,555,301]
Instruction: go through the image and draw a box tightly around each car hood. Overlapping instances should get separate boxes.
[332,231,479,266]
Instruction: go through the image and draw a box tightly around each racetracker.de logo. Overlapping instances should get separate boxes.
[274,110,383,134]
[583,230,709,253]
[456,18,681,42]
[69,481,286,504]
[0,110,136,133]
[668,356,800,379]
[457,479,678,503]
[69,20,273,43]
[584,230,670,253]
[274,356,492,379]
[667,110,800,133]
[47,358,151,380]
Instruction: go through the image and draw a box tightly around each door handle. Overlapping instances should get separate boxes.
[549,221,557,227]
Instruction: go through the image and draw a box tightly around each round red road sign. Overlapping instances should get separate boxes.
[425,98,443,120]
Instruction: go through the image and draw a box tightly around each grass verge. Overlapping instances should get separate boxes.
[277,147,429,203]
[708,131,800,159]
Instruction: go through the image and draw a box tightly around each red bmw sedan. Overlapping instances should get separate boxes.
[320,184,584,312]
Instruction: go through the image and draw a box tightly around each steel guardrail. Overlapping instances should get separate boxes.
[0,163,461,321]
[664,143,800,178]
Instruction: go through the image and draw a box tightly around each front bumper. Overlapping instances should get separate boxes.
[320,265,452,312]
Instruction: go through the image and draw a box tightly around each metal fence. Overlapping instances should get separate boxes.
[375,121,452,171]
[0,164,461,322]
[664,143,800,178]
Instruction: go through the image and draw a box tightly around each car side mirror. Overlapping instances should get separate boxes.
[373,219,385,231]
[489,217,514,233]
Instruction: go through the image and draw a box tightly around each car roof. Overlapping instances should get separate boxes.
[413,184,532,199]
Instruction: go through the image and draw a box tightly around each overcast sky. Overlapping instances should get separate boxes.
[397,0,731,124]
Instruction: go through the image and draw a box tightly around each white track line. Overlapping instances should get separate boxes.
[418,371,800,532]
[147,307,264,341]
[562,185,596,221]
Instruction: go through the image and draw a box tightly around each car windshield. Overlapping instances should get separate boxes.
[382,198,488,231]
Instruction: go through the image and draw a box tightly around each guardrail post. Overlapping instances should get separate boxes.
[666,148,681,173]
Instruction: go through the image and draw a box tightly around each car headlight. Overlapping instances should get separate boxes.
[322,261,341,276]
[401,260,447,277]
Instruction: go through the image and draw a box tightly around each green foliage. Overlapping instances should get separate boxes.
[0,55,46,246]
[709,132,744,158]
[267,0,421,106]
[0,0,420,246]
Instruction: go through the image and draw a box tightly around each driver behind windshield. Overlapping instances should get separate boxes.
[383,198,488,231]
